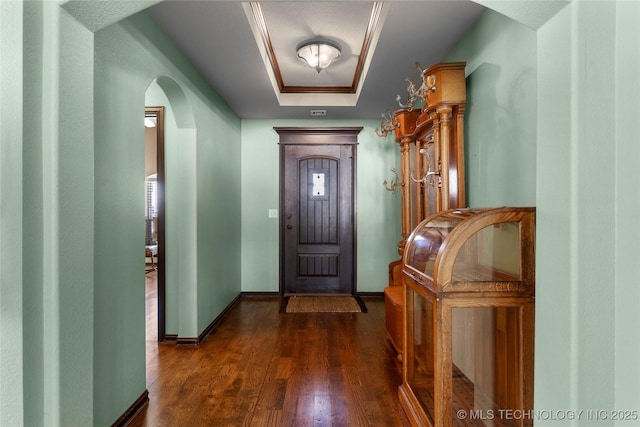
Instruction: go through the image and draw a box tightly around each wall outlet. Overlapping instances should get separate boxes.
[268,209,278,219]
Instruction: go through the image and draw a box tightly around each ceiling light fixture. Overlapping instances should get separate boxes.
[296,39,342,73]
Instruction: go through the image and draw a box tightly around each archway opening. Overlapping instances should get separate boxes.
[144,76,197,372]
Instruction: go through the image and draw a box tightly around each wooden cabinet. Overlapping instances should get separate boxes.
[399,207,536,427]
[393,62,467,255]
[383,62,467,361]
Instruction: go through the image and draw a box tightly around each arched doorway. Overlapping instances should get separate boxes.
[144,76,197,346]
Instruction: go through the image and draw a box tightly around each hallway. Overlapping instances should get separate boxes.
[132,276,408,426]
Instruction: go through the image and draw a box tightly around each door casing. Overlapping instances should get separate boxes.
[276,127,362,295]
[146,106,166,341]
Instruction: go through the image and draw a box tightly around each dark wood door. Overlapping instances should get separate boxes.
[276,128,360,295]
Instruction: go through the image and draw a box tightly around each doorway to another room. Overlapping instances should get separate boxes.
[144,107,166,342]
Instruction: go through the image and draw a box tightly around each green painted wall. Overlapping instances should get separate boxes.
[240,120,400,294]
[2,1,241,425]
[536,1,640,423]
[612,1,640,418]
[92,11,242,424]
[1,2,25,426]
[446,9,537,207]
[6,2,99,424]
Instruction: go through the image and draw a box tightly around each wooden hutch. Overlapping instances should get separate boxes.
[383,62,467,361]
[379,63,536,427]
[388,62,467,255]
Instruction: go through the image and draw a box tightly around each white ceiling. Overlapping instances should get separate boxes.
[147,1,486,120]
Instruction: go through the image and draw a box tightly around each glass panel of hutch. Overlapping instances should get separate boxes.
[406,286,436,425]
[452,221,522,283]
[400,207,535,427]
[450,305,529,427]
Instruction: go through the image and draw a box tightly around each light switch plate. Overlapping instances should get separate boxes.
[268,209,278,219]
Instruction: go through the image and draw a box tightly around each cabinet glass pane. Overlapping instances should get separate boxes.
[451,307,521,427]
[453,222,521,283]
[405,209,480,278]
[407,288,435,424]
[406,218,460,277]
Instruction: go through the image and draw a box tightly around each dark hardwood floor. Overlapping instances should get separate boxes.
[131,272,409,426]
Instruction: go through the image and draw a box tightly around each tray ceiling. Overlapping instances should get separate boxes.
[147,1,487,119]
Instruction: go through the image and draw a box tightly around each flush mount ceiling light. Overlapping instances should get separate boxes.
[296,39,342,73]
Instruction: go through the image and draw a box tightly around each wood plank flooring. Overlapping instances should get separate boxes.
[130,272,409,426]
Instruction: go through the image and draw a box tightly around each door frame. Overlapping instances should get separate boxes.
[275,127,362,296]
[146,106,166,341]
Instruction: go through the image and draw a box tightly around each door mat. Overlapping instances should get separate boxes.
[280,296,367,313]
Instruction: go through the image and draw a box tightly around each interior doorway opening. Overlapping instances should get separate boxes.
[144,107,166,342]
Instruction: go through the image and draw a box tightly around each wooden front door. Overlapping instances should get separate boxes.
[276,127,360,295]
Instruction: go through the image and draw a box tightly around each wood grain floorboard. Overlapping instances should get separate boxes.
[130,276,409,426]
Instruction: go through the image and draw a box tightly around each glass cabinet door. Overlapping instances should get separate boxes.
[452,222,521,283]
[405,284,436,425]
[450,304,532,427]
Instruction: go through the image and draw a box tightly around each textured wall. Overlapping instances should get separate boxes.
[447,9,537,208]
